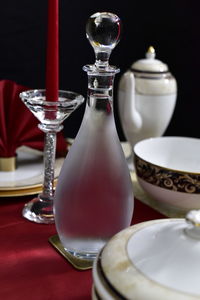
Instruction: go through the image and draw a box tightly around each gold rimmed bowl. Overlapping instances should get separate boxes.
[134,136,200,214]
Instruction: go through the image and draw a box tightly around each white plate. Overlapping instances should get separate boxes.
[0,146,64,191]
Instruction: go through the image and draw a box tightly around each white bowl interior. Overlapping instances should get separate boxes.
[134,137,200,173]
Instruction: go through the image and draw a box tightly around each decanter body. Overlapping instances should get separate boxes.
[54,12,134,260]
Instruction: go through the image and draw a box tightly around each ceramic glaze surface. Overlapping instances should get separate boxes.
[127,220,200,296]
[135,76,177,95]
[138,177,200,210]
[132,58,168,72]
[99,220,200,300]
[119,93,176,147]
[134,136,200,173]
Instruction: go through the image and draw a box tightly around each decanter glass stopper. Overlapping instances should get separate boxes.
[86,12,121,69]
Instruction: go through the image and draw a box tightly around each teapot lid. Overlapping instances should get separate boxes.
[131,46,168,73]
[100,211,200,299]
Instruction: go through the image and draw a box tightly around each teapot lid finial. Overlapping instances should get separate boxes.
[146,46,156,59]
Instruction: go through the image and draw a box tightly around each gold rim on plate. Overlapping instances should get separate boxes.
[0,179,58,197]
[0,186,43,197]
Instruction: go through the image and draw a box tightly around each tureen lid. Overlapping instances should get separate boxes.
[131,46,168,73]
[98,211,200,300]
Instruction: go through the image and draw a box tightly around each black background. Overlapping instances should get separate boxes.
[0,0,199,140]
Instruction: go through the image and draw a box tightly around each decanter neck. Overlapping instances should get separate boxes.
[86,71,115,114]
[87,93,112,115]
[84,65,119,100]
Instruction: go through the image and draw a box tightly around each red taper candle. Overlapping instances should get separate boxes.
[46,0,59,102]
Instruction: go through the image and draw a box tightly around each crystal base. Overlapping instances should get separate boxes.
[65,249,97,261]
[59,237,107,261]
[22,196,54,224]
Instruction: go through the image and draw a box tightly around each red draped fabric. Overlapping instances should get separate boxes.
[0,197,165,300]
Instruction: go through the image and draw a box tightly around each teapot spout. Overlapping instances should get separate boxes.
[118,70,142,138]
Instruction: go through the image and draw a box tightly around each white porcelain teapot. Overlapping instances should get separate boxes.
[118,46,177,167]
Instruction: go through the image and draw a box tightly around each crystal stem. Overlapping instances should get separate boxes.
[41,131,56,200]
[38,123,63,202]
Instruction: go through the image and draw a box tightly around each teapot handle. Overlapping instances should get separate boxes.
[118,70,142,133]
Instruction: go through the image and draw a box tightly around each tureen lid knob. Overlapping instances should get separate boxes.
[185,210,200,239]
[186,210,200,226]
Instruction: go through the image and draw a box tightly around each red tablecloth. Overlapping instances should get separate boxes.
[0,196,166,300]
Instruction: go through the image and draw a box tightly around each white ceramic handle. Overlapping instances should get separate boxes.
[185,210,200,239]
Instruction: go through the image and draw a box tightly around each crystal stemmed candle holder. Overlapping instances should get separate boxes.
[19,89,84,224]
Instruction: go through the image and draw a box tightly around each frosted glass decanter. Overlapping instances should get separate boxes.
[54,12,134,260]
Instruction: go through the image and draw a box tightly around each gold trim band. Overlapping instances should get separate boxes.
[0,157,16,172]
